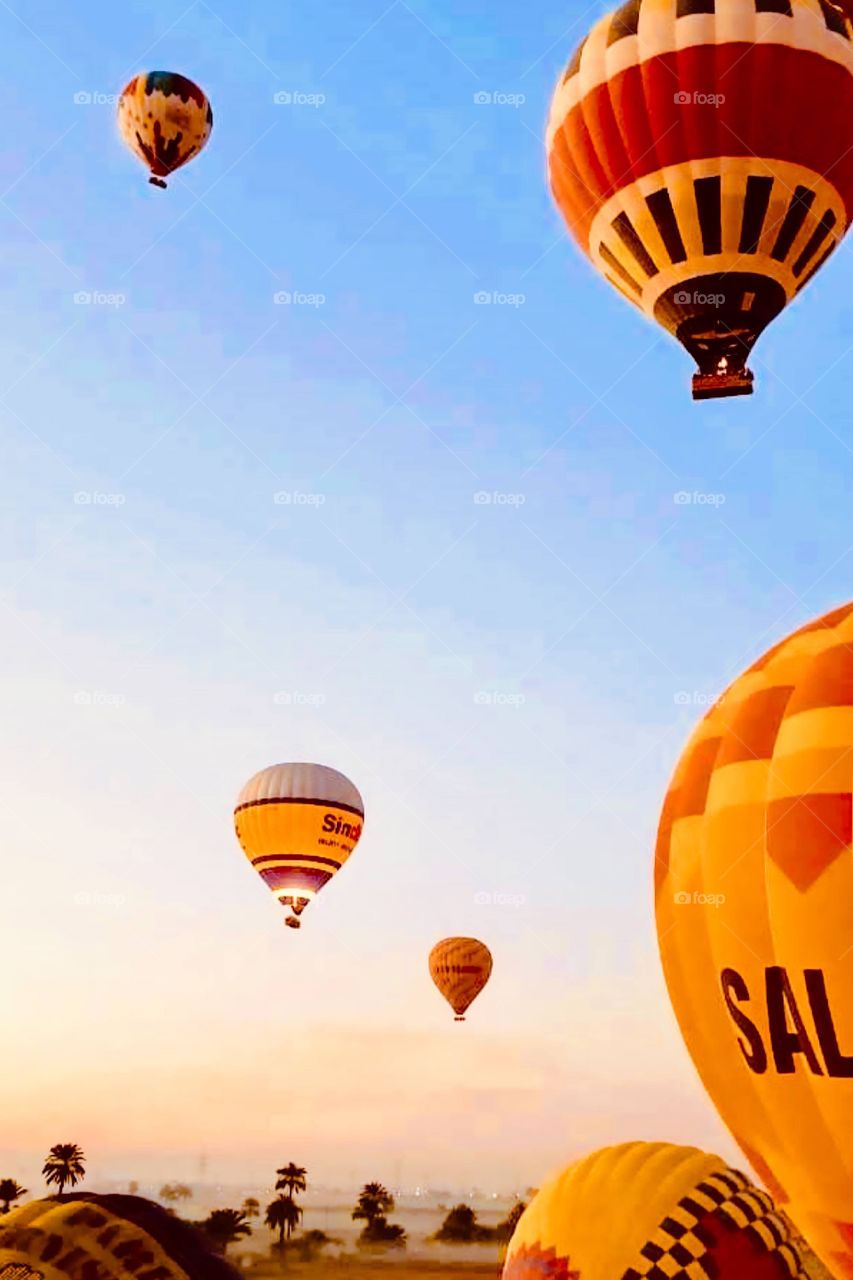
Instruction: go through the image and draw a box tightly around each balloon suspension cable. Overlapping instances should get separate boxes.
[149,176,168,189]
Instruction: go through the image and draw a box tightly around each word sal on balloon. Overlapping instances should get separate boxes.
[721,966,853,1077]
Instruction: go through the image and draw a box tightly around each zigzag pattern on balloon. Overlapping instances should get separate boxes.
[621,1168,805,1279]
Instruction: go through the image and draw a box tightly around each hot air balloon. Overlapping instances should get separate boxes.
[503,1142,806,1280]
[118,72,213,188]
[429,937,492,1021]
[0,1193,240,1279]
[656,600,853,1277]
[546,0,853,399]
[234,763,364,929]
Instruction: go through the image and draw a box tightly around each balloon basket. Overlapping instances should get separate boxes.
[454,1016,465,1022]
[285,916,301,929]
[692,368,754,400]
[149,177,168,189]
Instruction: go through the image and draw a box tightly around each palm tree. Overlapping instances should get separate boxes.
[0,1179,26,1214]
[242,1196,260,1218]
[42,1144,85,1198]
[275,1163,307,1197]
[352,1182,406,1249]
[352,1182,394,1227]
[266,1194,303,1250]
[202,1208,251,1255]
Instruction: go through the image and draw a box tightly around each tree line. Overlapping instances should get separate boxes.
[3,1147,831,1276]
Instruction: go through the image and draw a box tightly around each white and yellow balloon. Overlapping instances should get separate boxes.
[234,763,364,928]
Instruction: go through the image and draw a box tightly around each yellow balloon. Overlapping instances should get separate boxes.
[503,1142,805,1280]
[429,937,492,1021]
[656,600,853,1276]
[0,1193,237,1278]
[235,762,364,929]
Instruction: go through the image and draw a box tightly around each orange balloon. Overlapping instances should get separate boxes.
[429,937,492,1022]
[117,72,212,189]
[656,600,853,1276]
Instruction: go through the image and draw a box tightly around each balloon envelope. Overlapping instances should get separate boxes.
[118,72,212,187]
[0,1193,239,1279]
[503,1142,805,1280]
[429,937,492,1020]
[546,0,853,399]
[656,600,853,1275]
[234,762,364,928]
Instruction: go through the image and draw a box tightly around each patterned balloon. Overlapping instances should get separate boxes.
[0,1193,239,1278]
[656,601,853,1276]
[503,1142,805,1280]
[118,72,213,189]
[429,937,492,1021]
[546,0,853,399]
[235,763,364,929]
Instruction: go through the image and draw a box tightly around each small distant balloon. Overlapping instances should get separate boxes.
[503,1142,805,1280]
[118,72,213,189]
[429,937,492,1021]
[234,763,364,929]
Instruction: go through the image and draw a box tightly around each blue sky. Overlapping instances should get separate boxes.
[2,0,853,1191]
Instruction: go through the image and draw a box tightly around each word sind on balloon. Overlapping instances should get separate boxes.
[322,813,362,842]
[722,967,853,1077]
